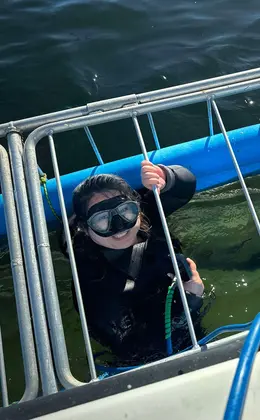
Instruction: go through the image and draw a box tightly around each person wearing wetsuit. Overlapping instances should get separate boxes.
[61,161,204,366]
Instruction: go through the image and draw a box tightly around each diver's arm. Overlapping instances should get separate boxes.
[171,287,204,324]
[140,163,196,224]
[170,257,204,323]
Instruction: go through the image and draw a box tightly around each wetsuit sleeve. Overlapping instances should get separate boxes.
[171,288,203,323]
[140,165,196,225]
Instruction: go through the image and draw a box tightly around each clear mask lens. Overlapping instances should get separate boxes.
[117,202,139,222]
[89,211,110,233]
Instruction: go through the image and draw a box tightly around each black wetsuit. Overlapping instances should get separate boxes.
[64,165,203,366]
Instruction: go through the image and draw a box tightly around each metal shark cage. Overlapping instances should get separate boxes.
[0,68,260,415]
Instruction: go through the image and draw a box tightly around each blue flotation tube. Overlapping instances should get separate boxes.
[1,123,260,236]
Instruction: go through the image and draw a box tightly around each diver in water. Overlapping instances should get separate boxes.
[61,161,204,366]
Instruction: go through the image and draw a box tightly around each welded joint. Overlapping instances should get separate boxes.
[11,258,24,268]
[206,95,215,102]
[87,94,138,114]
[35,128,54,140]
[37,243,51,249]
[5,122,21,135]
[90,378,99,383]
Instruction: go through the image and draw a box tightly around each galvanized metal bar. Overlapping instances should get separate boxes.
[1,68,260,138]
[0,106,88,138]
[212,100,260,236]
[0,326,8,407]
[147,113,161,149]
[84,126,104,165]
[48,134,97,380]
[207,100,214,136]
[0,145,38,402]
[86,94,137,114]
[7,131,57,396]
[138,67,260,103]
[24,77,260,144]
[132,115,199,349]
[24,136,86,389]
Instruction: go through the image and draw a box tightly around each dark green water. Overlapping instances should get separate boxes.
[0,0,260,403]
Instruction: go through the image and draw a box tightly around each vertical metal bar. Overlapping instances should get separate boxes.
[24,136,86,389]
[0,327,9,407]
[84,126,104,165]
[0,146,38,402]
[147,113,161,149]
[211,100,260,236]
[48,134,97,380]
[7,131,58,396]
[132,115,199,349]
[207,99,214,136]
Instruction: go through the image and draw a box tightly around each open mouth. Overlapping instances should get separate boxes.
[113,230,129,239]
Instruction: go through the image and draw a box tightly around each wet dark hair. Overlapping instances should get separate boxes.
[73,173,141,220]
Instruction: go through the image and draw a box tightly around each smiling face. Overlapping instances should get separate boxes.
[87,190,141,250]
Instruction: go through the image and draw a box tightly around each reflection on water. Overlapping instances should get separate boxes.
[0,177,260,402]
[169,176,260,333]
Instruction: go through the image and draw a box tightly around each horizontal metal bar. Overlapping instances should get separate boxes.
[0,106,88,138]
[138,67,260,103]
[2,67,260,138]
[25,76,260,148]
[87,94,138,113]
